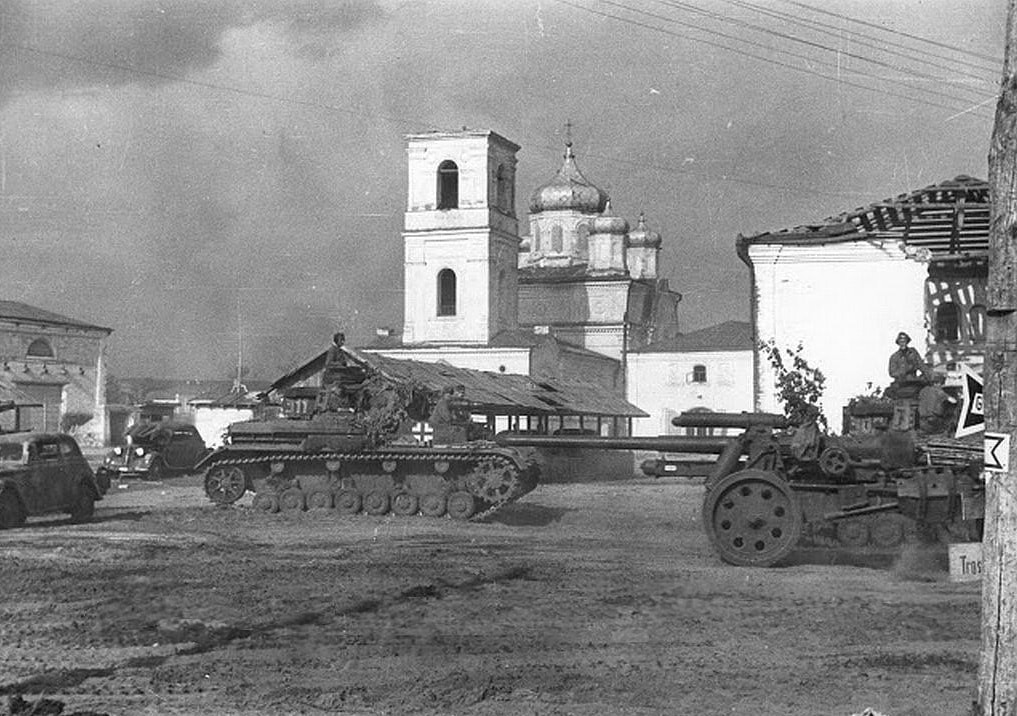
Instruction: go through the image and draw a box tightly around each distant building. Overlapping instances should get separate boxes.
[627,321,754,437]
[0,300,112,444]
[738,176,988,432]
[363,127,685,435]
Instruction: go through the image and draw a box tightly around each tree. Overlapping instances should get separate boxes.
[758,340,827,430]
[977,2,1017,712]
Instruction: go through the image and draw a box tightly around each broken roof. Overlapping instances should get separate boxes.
[738,175,989,259]
[267,348,646,418]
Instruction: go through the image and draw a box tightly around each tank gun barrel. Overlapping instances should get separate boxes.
[672,411,788,430]
[494,432,732,454]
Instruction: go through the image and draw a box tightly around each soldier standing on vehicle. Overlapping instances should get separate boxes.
[888,331,934,384]
[429,385,469,445]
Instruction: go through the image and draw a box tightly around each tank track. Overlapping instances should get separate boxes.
[203,445,539,522]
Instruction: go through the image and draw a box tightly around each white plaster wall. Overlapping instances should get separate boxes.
[627,350,754,436]
[191,407,255,448]
[371,347,531,376]
[749,241,928,433]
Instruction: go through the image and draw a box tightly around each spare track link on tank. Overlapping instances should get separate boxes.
[203,446,538,521]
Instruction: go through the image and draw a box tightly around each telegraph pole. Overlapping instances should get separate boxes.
[978,1,1017,713]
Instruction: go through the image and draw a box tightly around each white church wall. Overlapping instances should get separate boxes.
[370,346,531,376]
[749,240,928,433]
[627,350,754,437]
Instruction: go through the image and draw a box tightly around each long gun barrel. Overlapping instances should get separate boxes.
[672,411,788,430]
[493,433,733,454]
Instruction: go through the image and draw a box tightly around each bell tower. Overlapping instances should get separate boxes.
[402,129,521,344]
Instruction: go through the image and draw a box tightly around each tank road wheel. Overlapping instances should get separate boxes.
[870,513,908,548]
[306,490,333,510]
[819,447,851,479]
[252,492,280,513]
[702,469,803,567]
[391,492,419,516]
[335,489,362,515]
[364,491,390,516]
[204,465,248,505]
[835,518,870,548]
[0,491,26,529]
[446,491,477,520]
[420,493,446,518]
[279,487,306,512]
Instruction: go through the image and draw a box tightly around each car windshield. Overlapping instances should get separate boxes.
[0,442,25,463]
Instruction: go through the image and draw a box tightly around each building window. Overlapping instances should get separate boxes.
[437,269,457,316]
[576,222,590,257]
[551,225,563,253]
[935,302,960,342]
[684,406,713,436]
[692,364,707,383]
[495,164,512,213]
[970,304,987,342]
[26,338,53,358]
[437,160,459,210]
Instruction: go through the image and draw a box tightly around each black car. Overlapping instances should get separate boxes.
[98,422,208,481]
[0,432,104,529]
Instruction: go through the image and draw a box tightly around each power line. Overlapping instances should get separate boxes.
[718,0,998,79]
[774,0,1003,67]
[584,0,994,116]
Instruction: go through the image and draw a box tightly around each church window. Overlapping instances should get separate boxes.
[27,338,54,358]
[437,269,457,316]
[934,302,960,342]
[437,160,459,210]
[532,225,541,253]
[495,164,512,213]
[691,365,707,383]
[551,225,563,253]
[576,222,590,257]
[970,304,987,342]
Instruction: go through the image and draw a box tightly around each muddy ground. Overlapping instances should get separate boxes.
[0,475,981,716]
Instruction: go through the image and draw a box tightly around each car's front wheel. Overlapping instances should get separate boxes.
[70,485,96,523]
[0,490,26,529]
[146,458,165,481]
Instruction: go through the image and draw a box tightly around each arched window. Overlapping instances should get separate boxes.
[692,364,707,383]
[437,160,459,210]
[970,304,987,342]
[576,222,590,257]
[551,225,563,253]
[685,406,714,436]
[935,302,960,342]
[437,269,457,316]
[26,338,53,358]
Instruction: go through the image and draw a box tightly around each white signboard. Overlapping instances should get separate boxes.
[947,542,984,582]
[984,432,1011,473]
[955,366,984,438]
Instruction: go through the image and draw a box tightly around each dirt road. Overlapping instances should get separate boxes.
[0,476,980,715]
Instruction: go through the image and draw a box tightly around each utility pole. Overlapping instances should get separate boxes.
[978,1,1017,713]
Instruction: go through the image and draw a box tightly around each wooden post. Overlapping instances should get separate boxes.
[978,2,1017,712]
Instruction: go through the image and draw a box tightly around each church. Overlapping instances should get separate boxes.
[363,128,754,435]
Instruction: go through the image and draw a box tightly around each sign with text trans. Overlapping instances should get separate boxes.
[955,366,984,438]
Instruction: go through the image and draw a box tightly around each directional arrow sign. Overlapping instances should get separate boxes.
[955,366,984,438]
[984,432,1010,473]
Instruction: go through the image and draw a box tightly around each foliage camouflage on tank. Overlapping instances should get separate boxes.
[198,357,539,521]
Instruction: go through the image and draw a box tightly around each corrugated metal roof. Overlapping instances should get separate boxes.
[0,301,112,333]
[739,175,989,258]
[268,347,646,418]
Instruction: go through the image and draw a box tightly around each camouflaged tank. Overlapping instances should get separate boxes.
[198,358,539,521]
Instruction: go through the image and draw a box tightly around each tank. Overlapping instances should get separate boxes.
[198,358,539,521]
[497,400,984,567]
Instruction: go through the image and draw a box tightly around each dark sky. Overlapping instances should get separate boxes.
[0,0,1004,380]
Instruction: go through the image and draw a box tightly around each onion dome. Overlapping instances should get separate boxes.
[626,213,661,248]
[590,201,629,235]
[529,140,609,214]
